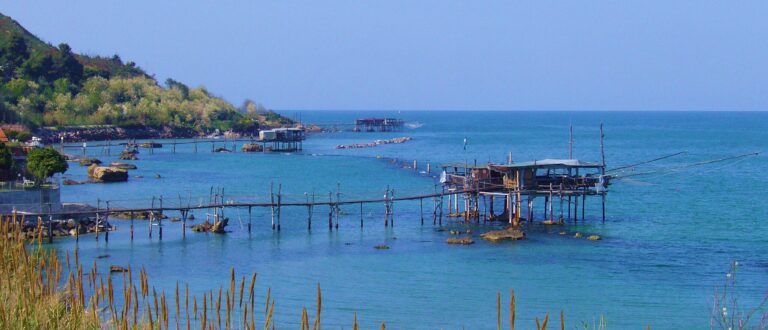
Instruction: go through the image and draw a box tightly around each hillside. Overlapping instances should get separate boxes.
[0,13,292,137]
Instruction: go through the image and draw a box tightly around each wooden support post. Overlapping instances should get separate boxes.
[573,191,578,223]
[130,211,134,240]
[548,183,553,221]
[309,191,315,230]
[489,195,494,218]
[559,184,564,221]
[568,196,572,221]
[602,194,606,223]
[247,206,252,233]
[432,197,437,225]
[270,183,275,230]
[335,183,340,230]
[508,192,513,225]
[182,209,187,238]
[277,184,282,231]
[194,140,197,153]
[360,202,363,228]
[159,196,163,240]
[383,187,389,227]
[438,193,443,225]
[582,191,586,221]
[448,194,452,215]
[149,196,155,238]
[426,162,431,173]
[95,199,100,241]
[104,202,110,243]
[328,192,333,230]
[173,139,176,154]
[390,189,395,227]
[420,198,424,225]
[527,197,533,222]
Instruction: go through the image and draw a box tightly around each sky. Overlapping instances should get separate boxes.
[1,1,767,111]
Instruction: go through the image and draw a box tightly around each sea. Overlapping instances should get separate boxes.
[52,111,768,329]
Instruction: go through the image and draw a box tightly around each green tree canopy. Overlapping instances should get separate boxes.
[26,147,67,185]
[0,142,12,180]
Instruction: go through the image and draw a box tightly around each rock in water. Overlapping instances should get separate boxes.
[110,162,137,170]
[191,218,228,233]
[480,227,525,242]
[110,265,128,273]
[241,143,263,152]
[78,158,102,166]
[119,151,139,160]
[214,147,231,153]
[211,218,228,233]
[88,165,129,182]
[446,237,475,245]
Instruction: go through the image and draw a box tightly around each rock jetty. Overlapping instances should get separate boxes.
[336,136,412,149]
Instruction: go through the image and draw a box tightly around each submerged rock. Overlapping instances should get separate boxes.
[541,219,563,225]
[446,237,475,245]
[241,143,263,152]
[373,244,390,250]
[78,158,102,166]
[573,232,583,238]
[586,235,601,241]
[480,227,525,242]
[110,265,128,273]
[119,150,139,160]
[214,147,231,153]
[110,162,137,170]
[63,179,84,185]
[191,218,228,233]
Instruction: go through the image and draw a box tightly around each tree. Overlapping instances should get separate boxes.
[0,34,29,79]
[54,43,83,84]
[26,147,67,185]
[0,143,13,180]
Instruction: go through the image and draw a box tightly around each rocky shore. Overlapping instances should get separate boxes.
[38,125,200,143]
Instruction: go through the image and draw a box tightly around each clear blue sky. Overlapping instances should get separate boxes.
[2,1,767,111]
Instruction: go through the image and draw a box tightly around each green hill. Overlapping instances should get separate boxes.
[0,13,291,135]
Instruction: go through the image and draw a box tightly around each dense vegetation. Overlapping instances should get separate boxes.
[0,13,291,133]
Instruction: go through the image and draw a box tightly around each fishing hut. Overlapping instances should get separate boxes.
[353,118,405,132]
[441,159,609,226]
[258,128,305,151]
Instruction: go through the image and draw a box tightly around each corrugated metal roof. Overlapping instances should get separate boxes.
[492,159,602,169]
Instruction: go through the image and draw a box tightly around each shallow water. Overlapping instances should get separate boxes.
[53,111,768,328]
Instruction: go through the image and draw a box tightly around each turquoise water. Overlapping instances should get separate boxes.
[54,111,767,328]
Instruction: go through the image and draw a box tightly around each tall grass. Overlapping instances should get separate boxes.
[1,214,625,329]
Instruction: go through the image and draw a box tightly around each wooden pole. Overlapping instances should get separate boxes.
[600,123,606,223]
[383,187,389,227]
[104,202,110,243]
[247,207,252,233]
[277,184,282,231]
[360,202,363,228]
[159,196,163,240]
[420,198,424,225]
[149,196,155,238]
[95,199,100,241]
[328,192,333,230]
[270,183,275,230]
[130,211,134,240]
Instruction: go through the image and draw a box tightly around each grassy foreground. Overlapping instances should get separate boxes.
[1,214,628,329]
